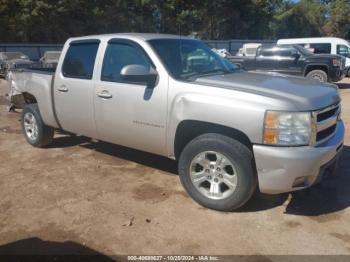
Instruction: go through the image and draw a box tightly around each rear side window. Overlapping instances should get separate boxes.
[309,43,331,54]
[62,42,99,79]
[101,42,150,83]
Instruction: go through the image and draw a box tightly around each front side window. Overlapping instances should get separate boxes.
[337,44,350,58]
[101,42,151,83]
[149,39,237,80]
[62,42,99,79]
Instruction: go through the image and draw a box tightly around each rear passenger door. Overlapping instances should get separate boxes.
[54,40,100,138]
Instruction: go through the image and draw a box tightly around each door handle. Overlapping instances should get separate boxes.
[97,90,112,99]
[57,85,68,92]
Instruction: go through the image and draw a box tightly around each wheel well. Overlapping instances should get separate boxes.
[174,120,252,159]
[22,92,37,104]
[304,65,328,76]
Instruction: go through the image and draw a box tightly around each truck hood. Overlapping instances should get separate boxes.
[306,53,341,60]
[306,54,346,68]
[194,71,340,111]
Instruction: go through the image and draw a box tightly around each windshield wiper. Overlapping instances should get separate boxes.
[183,68,233,80]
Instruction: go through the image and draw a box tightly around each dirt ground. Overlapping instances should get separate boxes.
[0,78,349,258]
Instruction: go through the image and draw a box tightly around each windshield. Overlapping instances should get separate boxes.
[337,44,350,58]
[148,39,238,80]
[3,52,28,60]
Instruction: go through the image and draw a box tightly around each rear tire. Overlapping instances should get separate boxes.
[306,69,328,82]
[21,104,54,147]
[178,133,257,211]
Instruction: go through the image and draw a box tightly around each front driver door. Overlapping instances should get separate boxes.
[94,39,167,155]
[255,48,278,72]
[277,47,304,75]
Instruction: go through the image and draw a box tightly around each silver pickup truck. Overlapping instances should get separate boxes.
[10,33,345,211]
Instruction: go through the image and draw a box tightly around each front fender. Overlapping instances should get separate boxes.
[303,63,329,76]
[166,93,266,157]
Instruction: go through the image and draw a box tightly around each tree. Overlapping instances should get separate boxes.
[323,0,350,38]
[0,0,349,43]
[271,0,327,39]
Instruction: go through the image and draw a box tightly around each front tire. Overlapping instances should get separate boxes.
[178,133,257,211]
[306,69,328,82]
[21,104,54,147]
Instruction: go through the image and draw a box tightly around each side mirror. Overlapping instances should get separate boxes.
[120,64,158,85]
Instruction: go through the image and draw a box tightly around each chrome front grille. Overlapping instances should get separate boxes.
[312,103,341,145]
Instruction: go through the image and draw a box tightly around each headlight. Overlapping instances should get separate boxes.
[263,111,313,146]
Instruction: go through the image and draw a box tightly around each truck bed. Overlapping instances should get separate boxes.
[228,56,256,71]
[8,68,59,128]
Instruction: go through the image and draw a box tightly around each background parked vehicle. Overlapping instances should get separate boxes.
[0,52,36,79]
[277,37,350,76]
[229,44,345,82]
[235,43,262,57]
[211,48,230,58]
[39,51,61,68]
[8,33,344,212]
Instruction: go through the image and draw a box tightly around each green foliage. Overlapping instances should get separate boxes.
[0,0,349,42]
[323,0,350,38]
[271,0,327,38]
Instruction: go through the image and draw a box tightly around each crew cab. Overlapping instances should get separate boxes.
[9,34,344,211]
[230,45,345,82]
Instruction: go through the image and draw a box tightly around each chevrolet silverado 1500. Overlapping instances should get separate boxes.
[9,33,345,211]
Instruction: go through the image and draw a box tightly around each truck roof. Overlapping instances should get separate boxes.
[68,33,193,42]
[277,37,350,46]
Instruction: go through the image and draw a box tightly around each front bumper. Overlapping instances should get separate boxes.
[345,66,350,77]
[253,121,345,194]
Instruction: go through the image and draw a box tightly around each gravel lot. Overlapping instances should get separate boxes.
[0,78,349,257]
